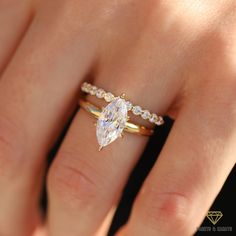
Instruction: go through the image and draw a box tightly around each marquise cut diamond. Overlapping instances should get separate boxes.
[96,97,128,148]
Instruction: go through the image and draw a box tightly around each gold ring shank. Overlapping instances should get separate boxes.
[79,99,153,136]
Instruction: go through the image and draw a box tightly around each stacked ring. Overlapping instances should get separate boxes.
[79,82,164,150]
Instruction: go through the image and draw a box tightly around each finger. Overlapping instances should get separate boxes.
[0,0,34,75]
[47,0,210,233]
[46,10,187,234]
[47,105,148,236]
[33,225,48,236]
[0,1,98,235]
[122,81,236,235]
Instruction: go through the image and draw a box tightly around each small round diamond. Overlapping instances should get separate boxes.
[104,92,114,102]
[125,101,133,111]
[132,106,142,115]
[86,83,92,92]
[89,86,97,95]
[81,82,88,92]
[96,89,105,98]
[155,116,164,125]
[149,114,158,123]
[141,110,151,120]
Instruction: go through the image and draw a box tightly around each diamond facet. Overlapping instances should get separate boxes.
[132,106,142,115]
[96,89,105,98]
[89,86,97,95]
[141,110,151,120]
[81,82,89,92]
[96,97,128,148]
[149,113,158,123]
[125,101,133,111]
[104,92,115,102]
[155,116,164,125]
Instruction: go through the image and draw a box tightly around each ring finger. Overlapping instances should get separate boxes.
[47,23,186,234]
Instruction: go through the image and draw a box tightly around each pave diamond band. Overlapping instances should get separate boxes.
[81,82,164,126]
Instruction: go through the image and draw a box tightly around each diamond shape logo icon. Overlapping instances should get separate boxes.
[207,211,223,225]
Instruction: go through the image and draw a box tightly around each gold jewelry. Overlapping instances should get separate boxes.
[81,82,164,126]
[79,99,153,136]
[80,82,164,150]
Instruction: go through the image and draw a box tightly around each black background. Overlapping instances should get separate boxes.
[42,116,236,236]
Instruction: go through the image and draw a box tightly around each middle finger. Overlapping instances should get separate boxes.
[0,1,98,234]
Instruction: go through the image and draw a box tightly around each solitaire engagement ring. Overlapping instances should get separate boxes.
[79,82,164,150]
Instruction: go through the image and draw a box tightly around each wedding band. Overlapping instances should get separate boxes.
[80,82,164,150]
[81,82,164,126]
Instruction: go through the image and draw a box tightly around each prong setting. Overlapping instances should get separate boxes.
[120,93,126,99]
[81,82,164,129]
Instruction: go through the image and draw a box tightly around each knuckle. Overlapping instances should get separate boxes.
[138,187,192,234]
[48,151,104,206]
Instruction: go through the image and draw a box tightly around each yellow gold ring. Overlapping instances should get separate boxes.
[79,82,164,150]
[79,99,154,137]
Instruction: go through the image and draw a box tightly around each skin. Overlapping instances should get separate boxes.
[0,0,236,235]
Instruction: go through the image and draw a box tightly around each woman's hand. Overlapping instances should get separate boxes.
[0,0,235,235]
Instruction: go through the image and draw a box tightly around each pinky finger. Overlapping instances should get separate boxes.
[121,91,236,235]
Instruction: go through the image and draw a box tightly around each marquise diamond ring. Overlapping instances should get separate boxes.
[79,82,164,150]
